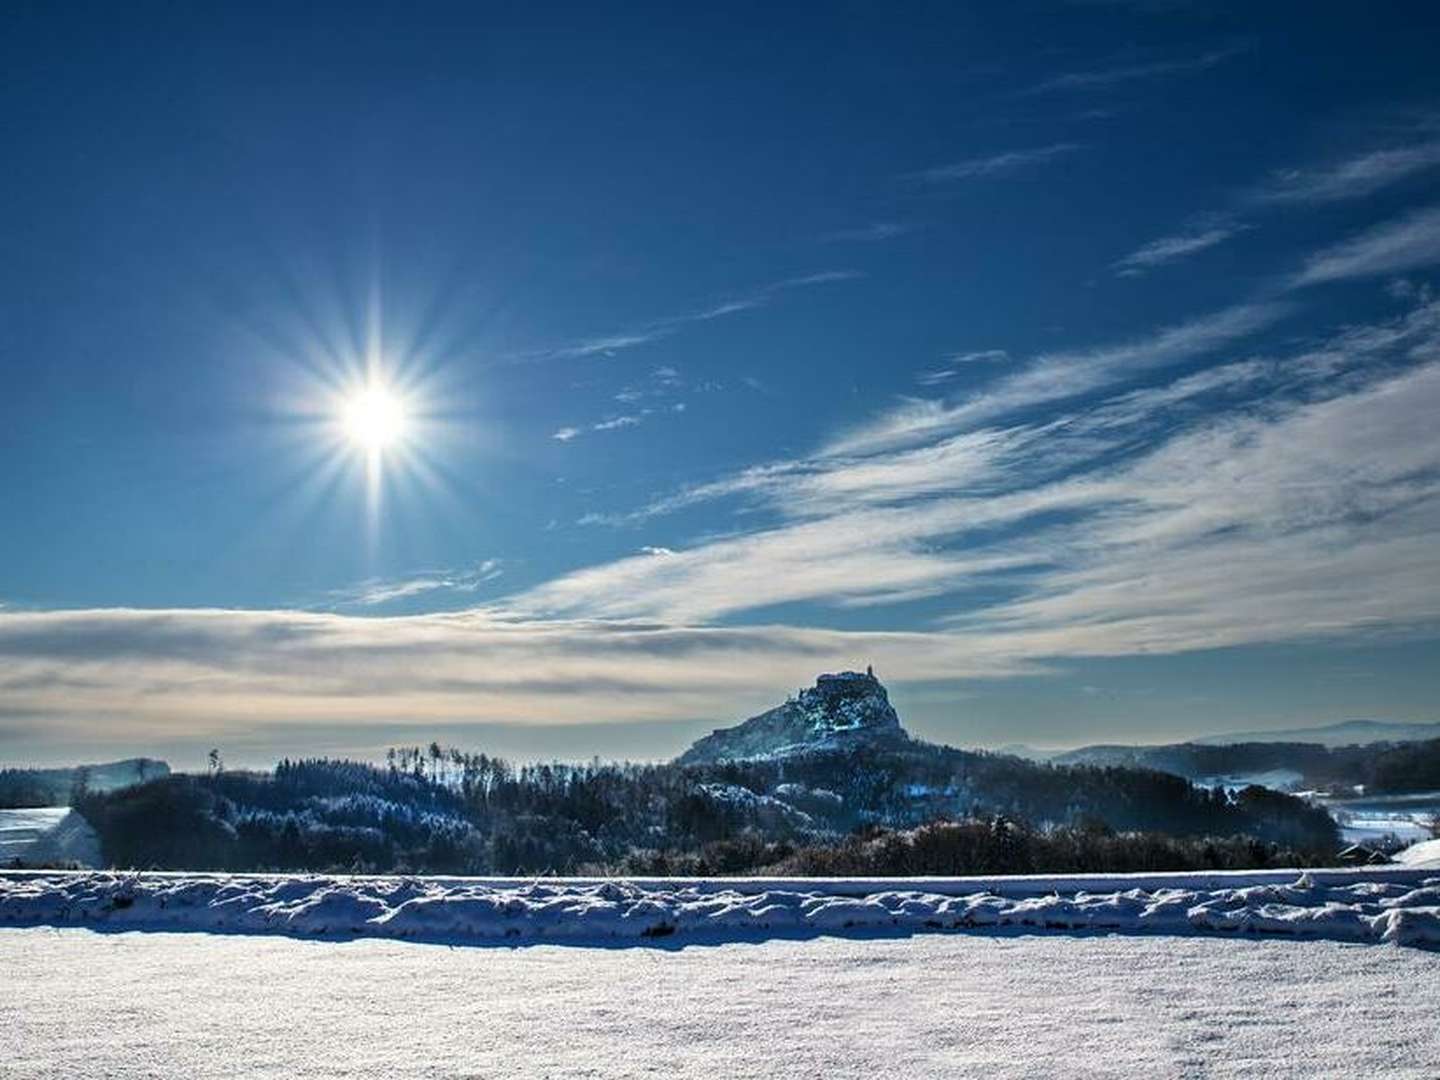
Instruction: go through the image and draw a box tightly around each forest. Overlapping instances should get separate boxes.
[61,740,1341,875]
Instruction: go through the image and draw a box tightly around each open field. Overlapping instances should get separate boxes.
[2,925,1437,1078]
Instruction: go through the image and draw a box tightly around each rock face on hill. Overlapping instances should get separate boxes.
[678,669,908,765]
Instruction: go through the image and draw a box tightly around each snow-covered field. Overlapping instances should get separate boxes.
[1196,768,1305,793]
[1339,814,1435,846]
[3,867,1440,946]
[0,807,100,867]
[1321,792,1440,847]
[2,925,1437,1078]
[1396,838,1440,868]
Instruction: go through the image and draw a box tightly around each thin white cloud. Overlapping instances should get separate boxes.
[828,300,1287,456]
[1114,222,1250,276]
[772,270,866,288]
[536,271,861,361]
[550,332,667,360]
[1256,139,1440,205]
[908,143,1083,184]
[1116,124,1440,281]
[918,350,1010,386]
[1293,205,1440,287]
[1022,45,1245,95]
[509,296,1440,648]
[961,361,1440,657]
[558,365,697,442]
[823,222,916,243]
[592,415,642,432]
[331,561,504,607]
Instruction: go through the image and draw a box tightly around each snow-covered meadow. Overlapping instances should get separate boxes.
[0,807,99,867]
[3,925,1438,1078]
[4,868,1440,1077]
[3,866,1439,947]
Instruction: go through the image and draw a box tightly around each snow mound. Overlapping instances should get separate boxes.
[3,869,1439,947]
[1396,838,1440,869]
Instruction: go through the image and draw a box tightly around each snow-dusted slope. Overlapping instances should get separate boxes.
[1396,838,1440,869]
[0,808,100,868]
[3,927,1438,1079]
[0,808,69,860]
[3,868,1438,946]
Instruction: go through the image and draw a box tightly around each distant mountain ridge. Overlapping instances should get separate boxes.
[1194,719,1440,748]
[999,720,1440,765]
[678,669,908,764]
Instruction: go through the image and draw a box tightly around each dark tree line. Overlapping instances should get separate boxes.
[68,739,1340,875]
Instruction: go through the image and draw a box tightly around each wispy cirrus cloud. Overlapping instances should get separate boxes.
[330,560,504,608]
[917,350,1010,387]
[1113,220,1250,276]
[555,414,643,440]
[536,270,863,361]
[827,300,1288,455]
[506,297,1440,649]
[842,203,1440,459]
[592,415,642,432]
[588,300,1288,524]
[1254,137,1440,206]
[555,366,692,442]
[822,222,917,243]
[1293,204,1440,287]
[1021,44,1246,95]
[907,143,1083,185]
[1114,123,1440,280]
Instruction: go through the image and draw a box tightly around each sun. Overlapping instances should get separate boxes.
[342,385,407,451]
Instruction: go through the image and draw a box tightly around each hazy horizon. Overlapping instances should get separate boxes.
[6,668,1438,774]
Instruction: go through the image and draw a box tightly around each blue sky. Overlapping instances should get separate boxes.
[4,2,1440,766]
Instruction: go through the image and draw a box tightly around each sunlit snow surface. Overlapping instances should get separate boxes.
[3,868,1439,947]
[1396,838,1440,868]
[3,927,1439,1079]
[0,808,95,865]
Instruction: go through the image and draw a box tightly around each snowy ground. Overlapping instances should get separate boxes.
[1395,838,1440,868]
[1321,792,1440,848]
[2,925,1438,1078]
[1196,768,1304,793]
[3,867,1440,946]
[0,807,100,867]
[1339,815,1435,846]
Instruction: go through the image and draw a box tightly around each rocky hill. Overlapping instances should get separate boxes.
[677,669,909,765]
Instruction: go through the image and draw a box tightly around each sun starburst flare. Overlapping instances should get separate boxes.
[342,385,408,452]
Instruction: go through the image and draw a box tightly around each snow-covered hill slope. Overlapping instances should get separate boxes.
[1396,838,1440,868]
[3,927,1438,1079]
[0,808,100,868]
[3,867,1437,946]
